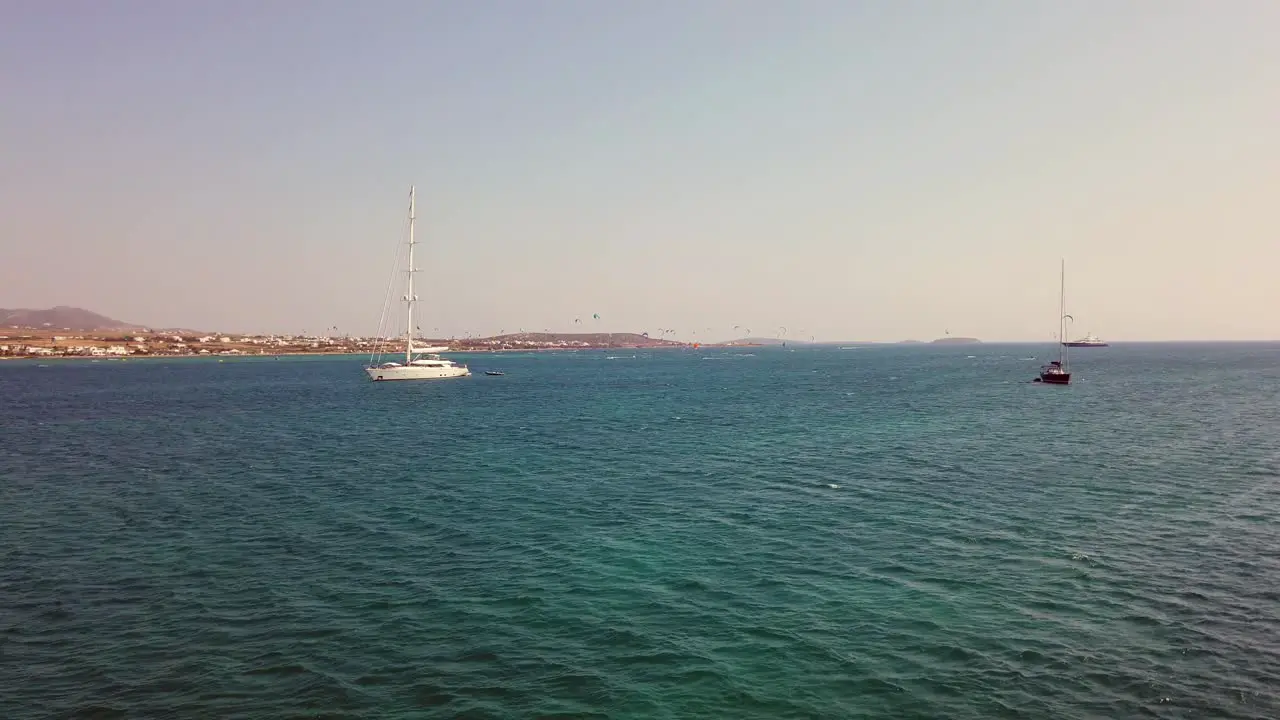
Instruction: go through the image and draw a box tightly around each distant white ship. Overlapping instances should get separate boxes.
[365,187,470,382]
[1063,333,1108,348]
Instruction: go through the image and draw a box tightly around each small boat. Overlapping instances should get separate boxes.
[1063,333,1108,348]
[1036,260,1072,385]
[484,371,505,376]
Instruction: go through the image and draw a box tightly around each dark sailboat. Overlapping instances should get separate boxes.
[1037,260,1072,385]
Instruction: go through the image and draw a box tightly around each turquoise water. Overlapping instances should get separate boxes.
[3,345,1278,718]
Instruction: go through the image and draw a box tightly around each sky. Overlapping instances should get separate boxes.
[2,0,1278,342]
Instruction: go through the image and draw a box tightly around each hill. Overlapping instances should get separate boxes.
[0,306,141,330]
[930,336,981,345]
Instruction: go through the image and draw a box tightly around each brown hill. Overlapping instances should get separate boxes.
[0,306,142,331]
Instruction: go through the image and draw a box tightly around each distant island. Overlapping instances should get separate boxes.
[931,336,981,345]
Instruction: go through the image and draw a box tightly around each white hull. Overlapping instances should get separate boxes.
[366,365,470,381]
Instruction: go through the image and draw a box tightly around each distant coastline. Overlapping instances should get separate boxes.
[930,337,981,345]
[0,327,764,361]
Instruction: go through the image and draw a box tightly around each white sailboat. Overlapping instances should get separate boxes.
[365,186,470,382]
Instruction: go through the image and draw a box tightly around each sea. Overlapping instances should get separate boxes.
[2,344,1278,719]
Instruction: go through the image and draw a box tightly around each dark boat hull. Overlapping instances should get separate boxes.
[1038,372,1071,385]
[1062,342,1108,348]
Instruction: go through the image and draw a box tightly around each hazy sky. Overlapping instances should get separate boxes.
[3,1,1278,341]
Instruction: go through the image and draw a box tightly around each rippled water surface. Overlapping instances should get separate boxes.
[3,345,1279,718]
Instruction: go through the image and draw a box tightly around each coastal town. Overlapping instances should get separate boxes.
[0,328,697,359]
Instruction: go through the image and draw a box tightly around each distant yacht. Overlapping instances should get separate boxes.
[365,186,470,382]
[1063,333,1108,348]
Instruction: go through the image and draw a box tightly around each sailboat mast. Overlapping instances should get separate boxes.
[1058,258,1067,369]
[406,186,416,364]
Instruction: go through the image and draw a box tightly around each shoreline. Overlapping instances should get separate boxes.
[0,344,759,362]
